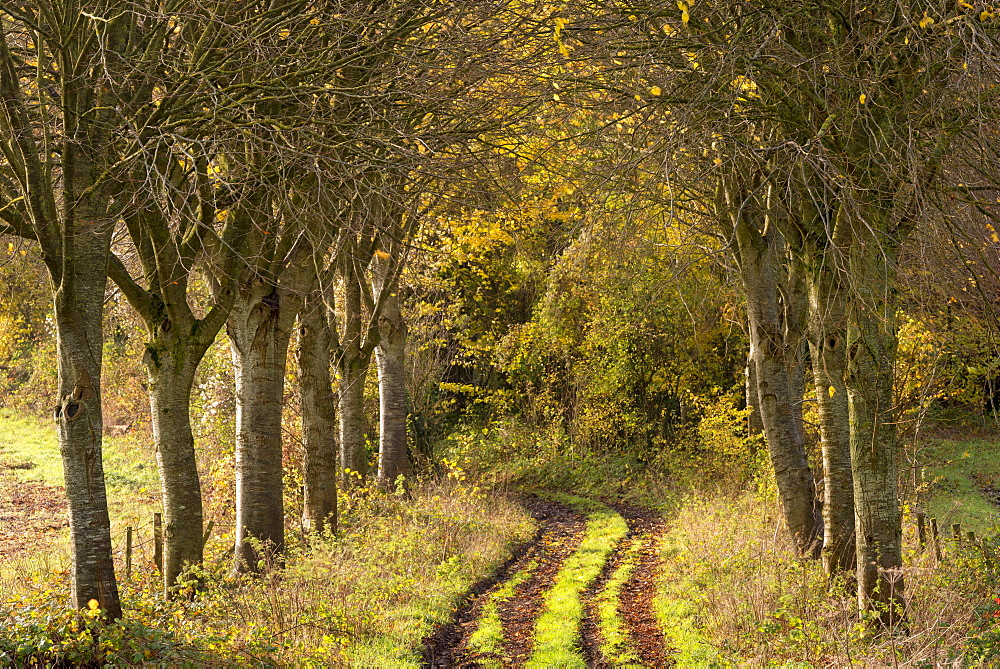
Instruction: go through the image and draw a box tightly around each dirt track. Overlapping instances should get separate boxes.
[423,496,671,668]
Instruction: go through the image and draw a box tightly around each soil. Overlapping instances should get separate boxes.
[0,456,67,560]
[615,503,673,668]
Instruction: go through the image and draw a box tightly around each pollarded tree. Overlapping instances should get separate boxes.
[578,0,1000,626]
[104,2,354,590]
[0,2,179,618]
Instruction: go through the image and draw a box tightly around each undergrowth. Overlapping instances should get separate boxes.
[1,472,534,667]
[654,484,1000,665]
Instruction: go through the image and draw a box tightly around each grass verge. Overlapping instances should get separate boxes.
[653,479,1000,665]
[1,476,535,666]
[527,493,628,668]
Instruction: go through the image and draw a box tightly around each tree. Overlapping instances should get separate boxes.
[0,2,171,618]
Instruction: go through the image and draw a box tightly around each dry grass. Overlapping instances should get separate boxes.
[180,477,535,666]
[1,473,533,667]
[656,486,994,665]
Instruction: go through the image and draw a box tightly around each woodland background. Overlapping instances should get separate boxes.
[2,0,1000,665]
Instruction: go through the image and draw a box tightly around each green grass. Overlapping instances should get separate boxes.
[594,536,643,667]
[527,493,628,668]
[0,408,161,584]
[0,408,159,492]
[653,533,721,667]
[920,434,1000,535]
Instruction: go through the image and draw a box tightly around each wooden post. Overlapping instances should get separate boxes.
[125,526,133,579]
[930,518,942,561]
[968,531,977,545]
[202,520,215,549]
[952,523,962,542]
[916,512,926,551]
[153,512,163,571]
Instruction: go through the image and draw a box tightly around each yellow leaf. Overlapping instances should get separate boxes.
[859,93,866,104]
[682,10,690,24]
[828,386,836,397]
[87,599,99,610]
[991,233,998,243]
[375,249,391,260]
[552,93,560,101]
[982,10,993,20]
[279,28,291,39]
[634,94,642,101]
[650,85,662,96]
[918,14,934,28]
[6,242,12,253]
[553,17,567,39]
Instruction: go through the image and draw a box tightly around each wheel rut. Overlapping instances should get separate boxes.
[498,496,587,667]
[616,504,672,667]
[422,495,586,668]
[422,496,671,668]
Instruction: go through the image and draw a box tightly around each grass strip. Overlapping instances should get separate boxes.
[595,536,643,667]
[652,534,719,665]
[466,558,538,667]
[527,493,628,668]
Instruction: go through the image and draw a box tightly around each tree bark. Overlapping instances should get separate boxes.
[374,255,409,488]
[52,229,122,620]
[807,262,856,578]
[746,350,764,435]
[228,284,299,571]
[144,339,206,594]
[846,236,905,629]
[737,220,821,558]
[337,261,370,485]
[297,284,338,534]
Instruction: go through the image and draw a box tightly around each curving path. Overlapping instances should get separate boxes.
[423,495,671,668]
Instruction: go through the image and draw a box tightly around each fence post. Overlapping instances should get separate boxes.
[952,523,963,542]
[930,518,942,561]
[125,526,133,579]
[202,520,215,549]
[916,512,926,551]
[154,512,163,571]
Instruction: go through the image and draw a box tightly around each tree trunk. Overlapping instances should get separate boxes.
[807,264,856,577]
[144,340,205,595]
[297,287,338,534]
[228,285,297,571]
[846,240,905,629]
[337,265,369,485]
[746,351,764,435]
[782,259,809,453]
[374,275,409,489]
[738,222,821,558]
[52,228,122,620]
